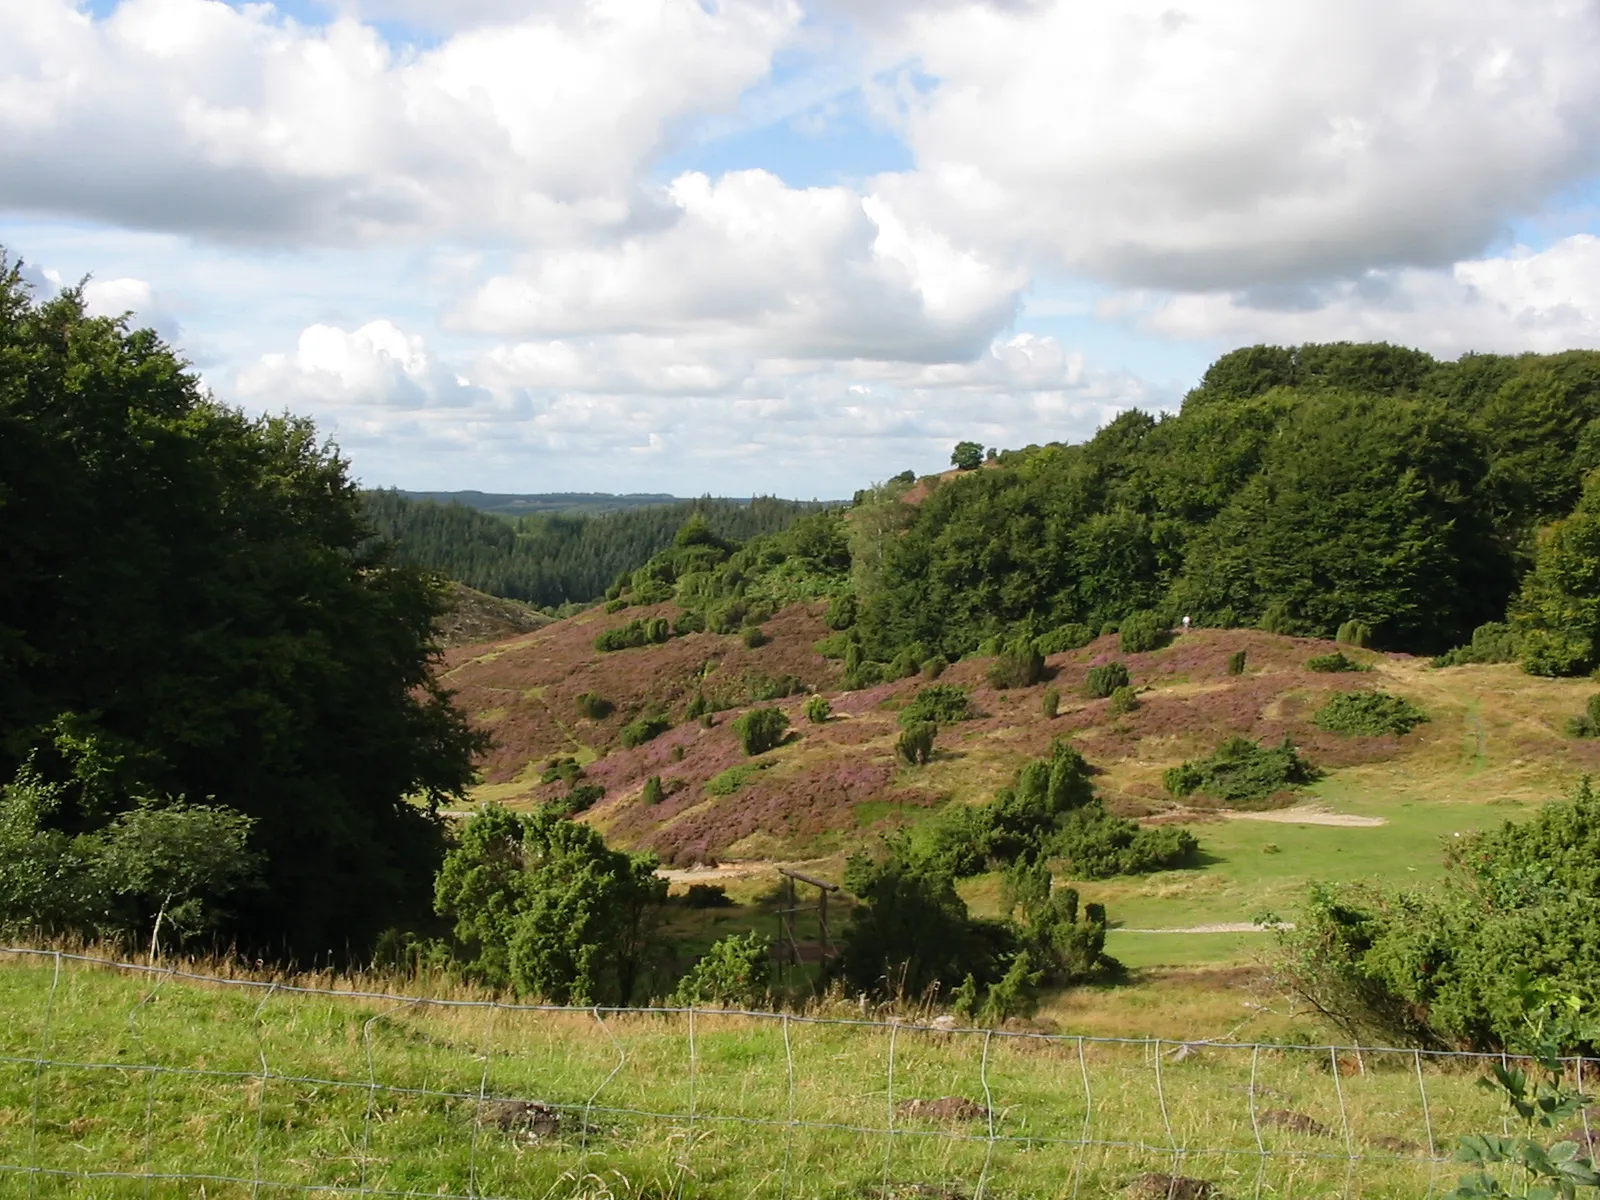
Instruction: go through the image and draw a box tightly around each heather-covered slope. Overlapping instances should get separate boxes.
[441,603,1600,871]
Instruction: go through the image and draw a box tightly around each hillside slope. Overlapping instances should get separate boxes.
[442,602,1600,872]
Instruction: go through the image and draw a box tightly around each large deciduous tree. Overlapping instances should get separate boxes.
[0,255,483,958]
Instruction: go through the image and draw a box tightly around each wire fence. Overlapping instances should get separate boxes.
[0,946,1578,1199]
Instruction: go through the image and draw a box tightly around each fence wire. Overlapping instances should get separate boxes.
[0,946,1579,1199]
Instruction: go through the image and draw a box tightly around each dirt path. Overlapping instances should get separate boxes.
[1222,806,1386,827]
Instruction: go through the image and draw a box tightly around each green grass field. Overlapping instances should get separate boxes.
[0,951,1532,1199]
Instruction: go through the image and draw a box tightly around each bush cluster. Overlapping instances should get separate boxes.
[619,714,671,748]
[1041,687,1060,718]
[803,695,831,724]
[1163,736,1317,806]
[1305,650,1370,673]
[732,707,789,755]
[1432,621,1522,668]
[1334,619,1372,648]
[897,721,937,765]
[1312,691,1428,736]
[681,883,732,908]
[574,692,614,720]
[671,931,771,1008]
[1034,623,1095,655]
[1118,610,1168,654]
[919,739,1198,881]
[1226,649,1248,675]
[1277,779,1600,1052]
[594,617,672,652]
[898,684,972,728]
[1566,694,1600,738]
[1109,686,1139,714]
[1084,662,1130,698]
[988,644,1045,689]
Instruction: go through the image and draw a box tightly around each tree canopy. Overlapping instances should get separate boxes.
[0,256,482,958]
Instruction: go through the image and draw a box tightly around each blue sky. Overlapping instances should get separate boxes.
[4,0,1599,497]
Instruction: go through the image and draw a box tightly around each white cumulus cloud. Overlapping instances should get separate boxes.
[1126,234,1600,356]
[873,0,1600,289]
[455,169,1023,361]
[0,0,799,243]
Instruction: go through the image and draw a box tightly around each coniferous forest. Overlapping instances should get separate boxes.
[362,490,831,608]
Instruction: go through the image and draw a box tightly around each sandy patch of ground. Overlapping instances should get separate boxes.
[1221,806,1386,827]
[658,861,778,884]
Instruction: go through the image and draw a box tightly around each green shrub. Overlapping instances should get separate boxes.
[595,617,673,652]
[685,691,708,720]
[1226,649,1247,676]
[575,692,613,720]
[742,625,769,649]
[669,745,685,762]
[548,782,605,816]
[988,645,1044,689]
[1109,686,1139,714]
[748,672,801,701]
[540,756,584,786]
[1433,621,1522,667]
[1085,662,1130,698]
[641,776,664,806]
[1041,687,1059,718]
[672,610,706,636]
[813,631,852,659]
[920,657,947,680]
[1312,691,1427,736]
[604,597,629,614]
[620,714,671,748]
[916,739,1198,881]
[824,593,857,630]
[434,806,665,1004]
[1118,610,1168,654]
[1258,601,1295,635]
[704,761,772,796]
[1163,736,1317,805]
[899,684,971,728]
[1568,695,1600,738]
[888,645,922,680]
[804,695,831,724]
[671,931,772,1008]
[1335,619,1372,648]
[897,721,936,765]
[706,599,748,635]
[732,707,789,755]
[1034,623,1095,655]
[1306,650,1369,673]
[1277,779,1600,1052]
[682,883,732,908]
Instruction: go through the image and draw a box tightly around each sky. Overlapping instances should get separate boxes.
[4,0,1600,498]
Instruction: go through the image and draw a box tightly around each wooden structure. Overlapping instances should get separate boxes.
[775,868,840,972]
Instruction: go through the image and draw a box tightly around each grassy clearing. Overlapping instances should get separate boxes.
[0,952,1527,1199]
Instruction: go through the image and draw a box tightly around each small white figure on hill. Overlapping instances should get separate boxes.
[1181,614,1191,634]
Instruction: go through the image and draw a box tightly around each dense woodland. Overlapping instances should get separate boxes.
[0,257,481,960]
[363,490,830,608]
[599,343,1600,678]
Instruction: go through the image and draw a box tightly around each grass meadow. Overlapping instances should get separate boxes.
[0,950,1539,1200]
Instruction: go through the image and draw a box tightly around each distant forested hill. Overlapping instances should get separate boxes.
[362,491,833,607]
[402,490,683,517]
